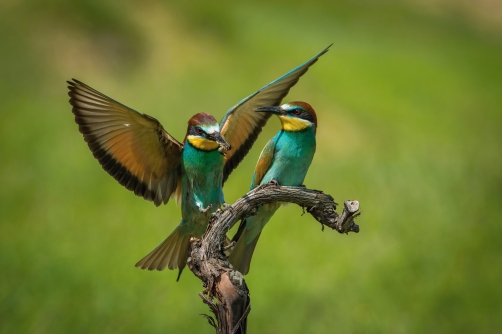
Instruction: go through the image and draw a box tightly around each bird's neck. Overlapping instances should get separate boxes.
[182,141,224,169]
[278,125,316,144]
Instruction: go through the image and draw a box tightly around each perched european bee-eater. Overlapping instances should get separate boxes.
[228,102,318,275]
[68,45,329,278]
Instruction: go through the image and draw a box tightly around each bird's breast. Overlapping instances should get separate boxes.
[181,144,224,222]
[262,129,316,186]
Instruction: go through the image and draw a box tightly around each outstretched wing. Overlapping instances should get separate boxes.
[68,79,183,206]
[220,44,331,183]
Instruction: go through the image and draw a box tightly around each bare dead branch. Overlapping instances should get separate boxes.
[188,182,361,333]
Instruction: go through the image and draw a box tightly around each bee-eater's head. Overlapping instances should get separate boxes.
[254,101,317,132]
[186,112,231,155]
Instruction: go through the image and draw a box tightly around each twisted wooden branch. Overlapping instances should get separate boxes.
[188,182,360,333]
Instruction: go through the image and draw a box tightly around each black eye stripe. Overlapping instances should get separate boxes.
[289,108,314,123]
[189,126,207,136]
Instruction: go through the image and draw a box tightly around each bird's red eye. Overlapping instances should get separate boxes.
[294,109,301,115]
[197,128,204,135]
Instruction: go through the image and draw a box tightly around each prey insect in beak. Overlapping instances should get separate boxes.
[208,132,231,156]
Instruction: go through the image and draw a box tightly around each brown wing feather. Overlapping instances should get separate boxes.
[68,79,183,206]
[220,109,271,184]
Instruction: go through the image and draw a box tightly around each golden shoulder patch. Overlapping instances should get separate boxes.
[187,136,220,151]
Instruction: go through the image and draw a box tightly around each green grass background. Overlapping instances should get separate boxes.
[1,0,501,332]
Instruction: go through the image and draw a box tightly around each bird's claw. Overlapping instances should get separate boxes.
[199,204,212,213]
[269,179,280,186]
[223,241,236,251]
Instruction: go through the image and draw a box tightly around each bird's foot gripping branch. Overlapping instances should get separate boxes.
[187,182,360,334]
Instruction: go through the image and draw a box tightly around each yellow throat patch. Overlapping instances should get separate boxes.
[279,116,311,131]
[187,135,220,151]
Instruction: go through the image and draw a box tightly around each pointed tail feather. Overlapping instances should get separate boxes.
[135,226,191,273]
[228,228,261,275]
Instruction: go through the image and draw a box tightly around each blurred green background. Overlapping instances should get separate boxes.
[1,0,501,333]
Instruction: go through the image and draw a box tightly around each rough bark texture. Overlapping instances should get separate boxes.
[188,182,360,333]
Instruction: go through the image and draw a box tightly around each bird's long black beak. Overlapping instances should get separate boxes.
[208,132,231,156]
[254,106,285,115]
